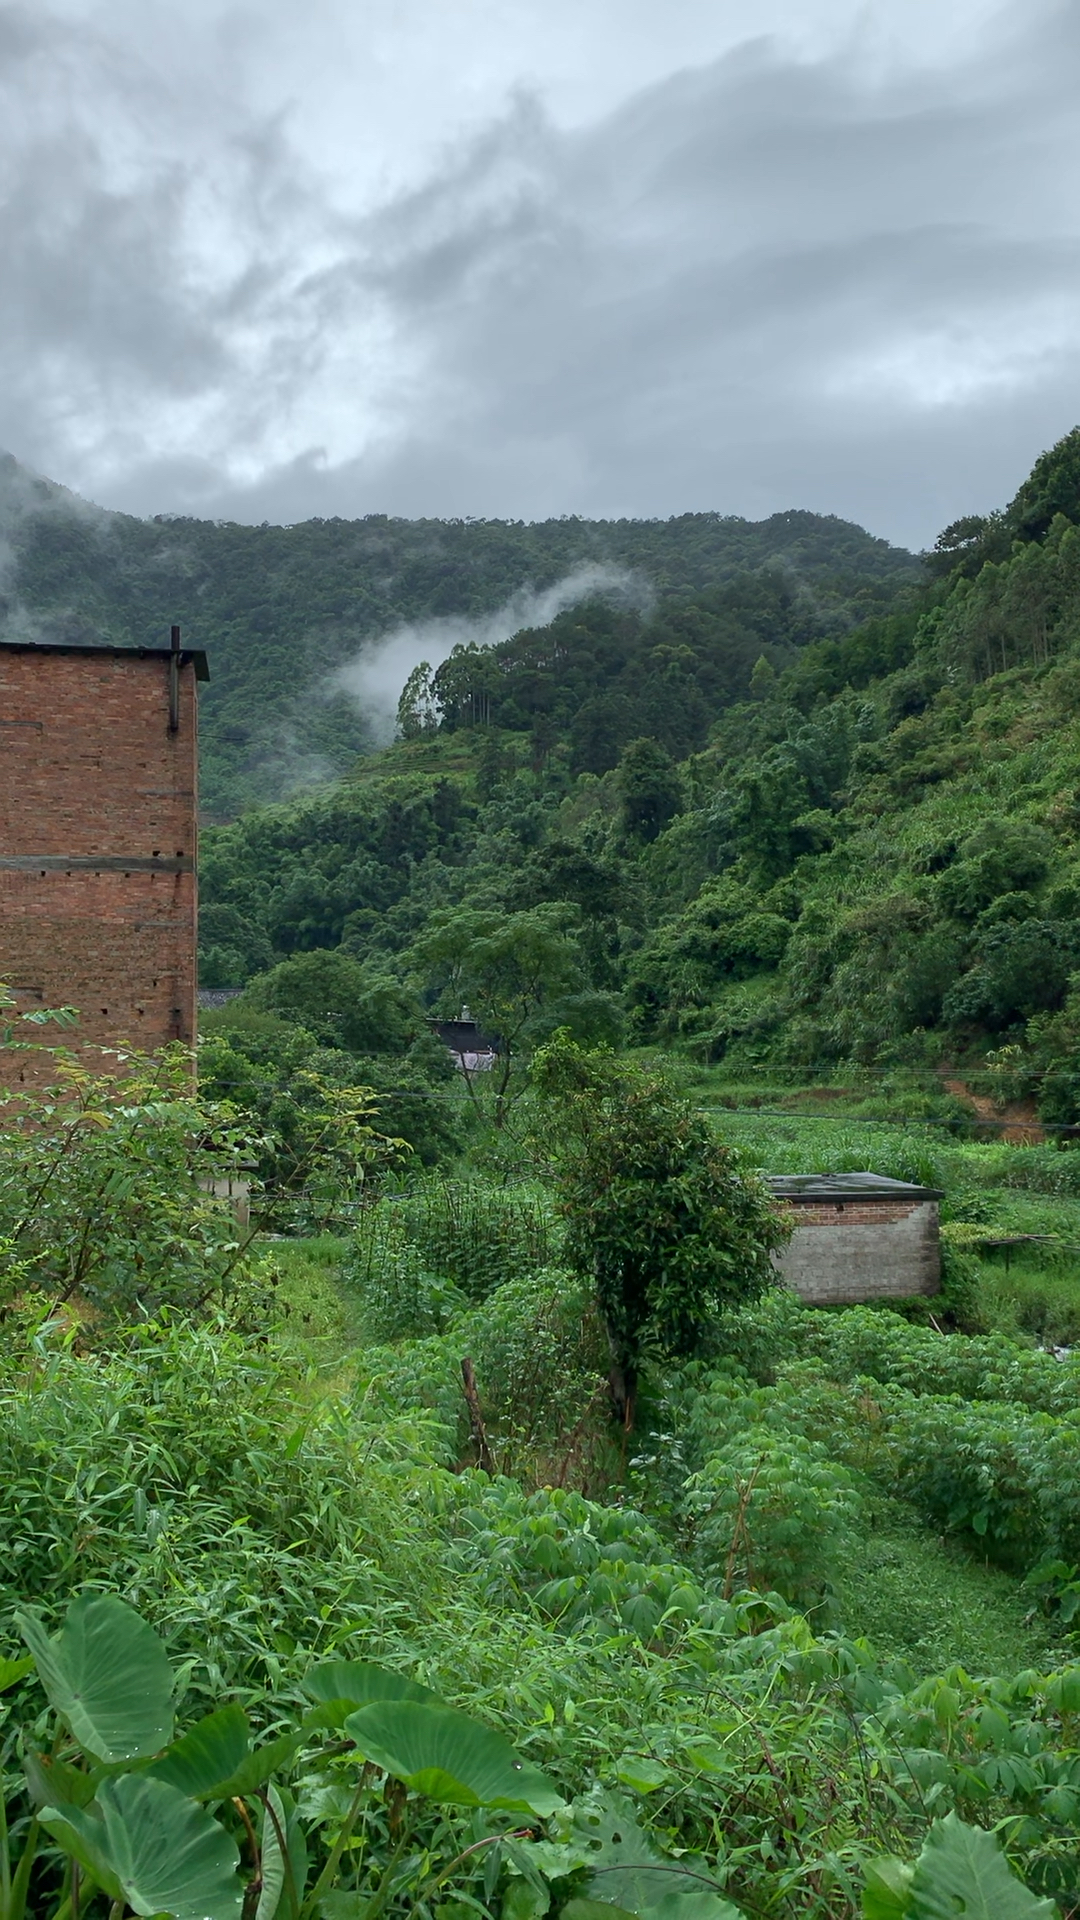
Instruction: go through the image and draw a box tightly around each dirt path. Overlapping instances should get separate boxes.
[942,1077,1044,1145]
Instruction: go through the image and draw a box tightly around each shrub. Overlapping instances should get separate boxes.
[348,1180,558,1306]
[343,1212,467,1340]
[454,1480,715,1640]
[709,1295,1080,1416]
[458,1269,609,1477]
[0,1050,260,1328]
[684,1429,862,1609]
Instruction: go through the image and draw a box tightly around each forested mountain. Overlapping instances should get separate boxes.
[199,428,1080,1126]
[0,452,917,814]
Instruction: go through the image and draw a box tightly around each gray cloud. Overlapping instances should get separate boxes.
[2,1,1079,545]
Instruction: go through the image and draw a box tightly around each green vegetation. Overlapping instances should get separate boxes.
[13,438,1080,1912]
[178,426,1080,1150]
[0,455,918,816]
[5,1024,1080,1915]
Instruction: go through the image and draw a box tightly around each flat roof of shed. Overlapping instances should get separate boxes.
[767,1172,944,1202]
[0,638,209,681]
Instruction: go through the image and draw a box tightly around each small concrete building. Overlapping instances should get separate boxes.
[767,1172,943,1305]
[432,1009,499,1073]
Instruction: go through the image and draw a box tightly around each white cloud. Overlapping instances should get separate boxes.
[329,564,646,743]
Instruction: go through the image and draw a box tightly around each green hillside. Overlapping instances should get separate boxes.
[0,452,917,814]
[8,443,1080,1920]
[198,428,1080,1128]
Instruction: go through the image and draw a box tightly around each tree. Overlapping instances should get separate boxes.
[410,906,584,1125]
[616,737,683,842]
[239,950,424,1054]
[532,1034,787,1425]
[396,661,439,738]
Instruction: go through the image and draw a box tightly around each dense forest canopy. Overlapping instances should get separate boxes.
[0,452,917,814]
[184,429,1080,1136]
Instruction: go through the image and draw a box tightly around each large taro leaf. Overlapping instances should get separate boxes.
[565,1903,744,1920]
[303,1660,443,1728]
[862,1857,915,1920]
[344,1701,563,1816]
[41,1773,243,1920]
[148,1705,252,1799]
[571,1792,739,1920]
[23,1750,100,1812]
[255,1782,308,1920]
[907,1814,1056,1919]
[16,1594,174,1762]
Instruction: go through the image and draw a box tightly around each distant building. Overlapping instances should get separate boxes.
[197,988,244,1011]
[0,634,207,1082]
[767,1172,942,1304]
[432,1007,499,1073]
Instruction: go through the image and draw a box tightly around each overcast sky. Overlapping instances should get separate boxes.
[1,0,1078,547]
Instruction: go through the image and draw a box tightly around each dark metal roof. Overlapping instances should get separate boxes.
[432,1018,500,1053]
[0,638,209,682]
[767,1171,944,1202]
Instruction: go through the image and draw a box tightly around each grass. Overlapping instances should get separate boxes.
[828,1495,1066,1674]
[258,1233,357,1367]
[978,1252,1080,1347]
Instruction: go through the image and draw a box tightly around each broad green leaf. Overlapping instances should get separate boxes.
[863,1857,915,1919]
[572,1792,736,1920]
[303,1659,442,1727]
[565,1897,743,1920]
[211,1728,307,1799]
[643,1896,743,1920]
[344,1700,564,1816]
[908,1814,1056,1920]
[503,1878,553,1920]
[16,1595,174,1762]
[41,1773,242,1920]
[41,1808,124,1905]
[23,1749,99,1812]
[614,1758,668,1793]
[148,1705,251,1799]
[0,1655,33,1693]
[563,1901,640,1920]
[255,1782,288,1920]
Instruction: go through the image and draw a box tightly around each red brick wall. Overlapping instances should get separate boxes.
[779,1200,921,1227]
[0,646,198,1082]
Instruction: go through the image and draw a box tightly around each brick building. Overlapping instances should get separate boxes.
[767,1172,942,1304]
[0,636,207,1080]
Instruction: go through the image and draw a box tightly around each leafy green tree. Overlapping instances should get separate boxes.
[943,920,1080,1032]
[239,950,424,1054]
[396,660,439,737]
[410,906,584,1124]
[197,902,274,988]
[199,1009,460,1175]
[532,1034,787,1424]
[616,737,684,843]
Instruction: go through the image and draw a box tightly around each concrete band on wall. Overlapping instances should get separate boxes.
[772,1197,941,1304]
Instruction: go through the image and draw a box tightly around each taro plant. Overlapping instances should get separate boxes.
[0,1594,1058,1920]
[0,1592,567,1920]
[861,1810,1057,1917]
[0,1591,741,1920]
